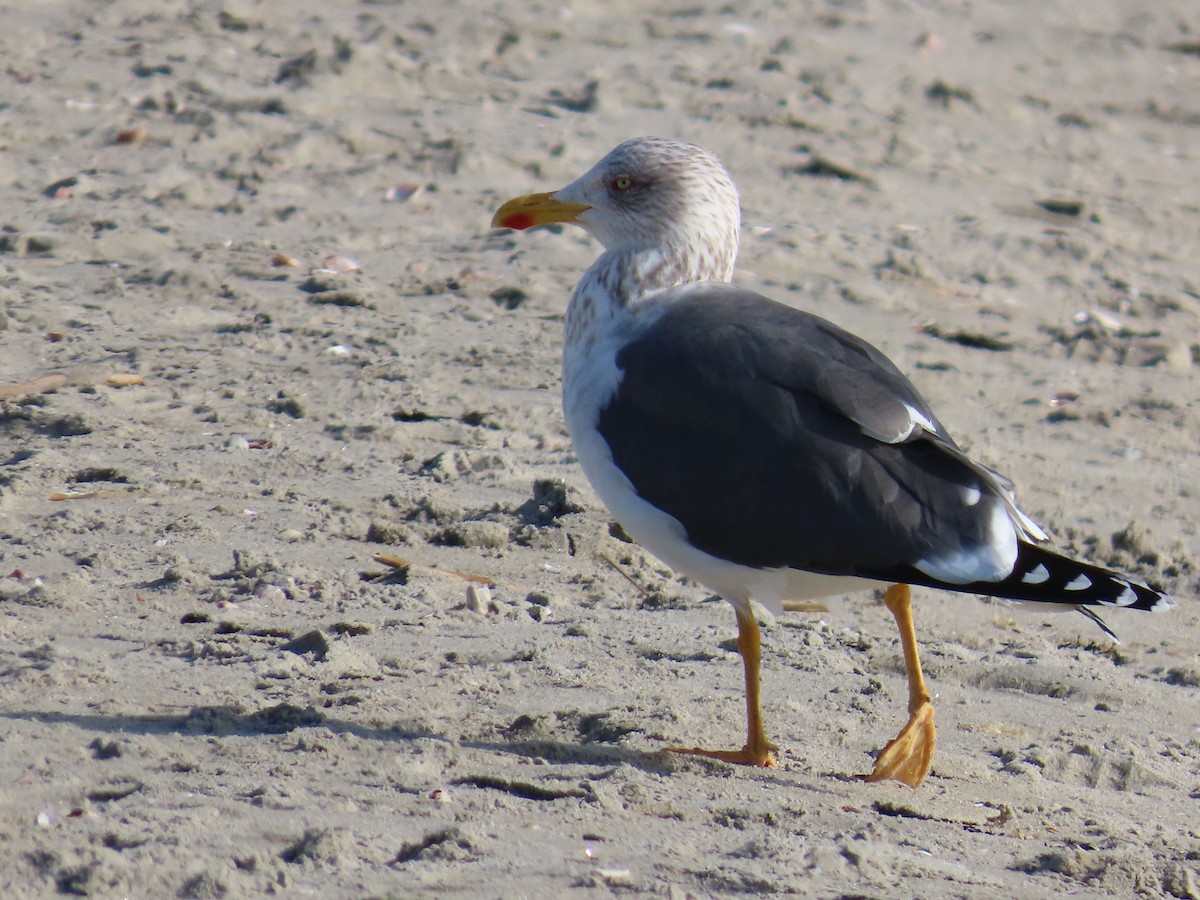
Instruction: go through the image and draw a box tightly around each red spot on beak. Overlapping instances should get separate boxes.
[500,212,536,230]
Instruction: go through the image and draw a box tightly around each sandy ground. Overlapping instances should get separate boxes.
[2,1,1199,897]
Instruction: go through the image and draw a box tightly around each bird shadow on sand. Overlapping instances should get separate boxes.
[0,704,674,772]
[0,704,445,744]
[0,704,851,789]
[464,733,871,799]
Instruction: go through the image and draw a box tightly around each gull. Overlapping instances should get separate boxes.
[491,137,1172,786]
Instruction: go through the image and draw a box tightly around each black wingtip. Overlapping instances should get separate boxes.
[987,543,1173,614]
[908,542,1174,621]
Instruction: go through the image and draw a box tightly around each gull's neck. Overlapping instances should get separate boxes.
[566,238,737,347]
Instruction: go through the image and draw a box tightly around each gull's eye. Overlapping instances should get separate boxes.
[611,175,633,192]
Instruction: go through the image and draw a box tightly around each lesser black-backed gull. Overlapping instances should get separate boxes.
[491,137,1172,787]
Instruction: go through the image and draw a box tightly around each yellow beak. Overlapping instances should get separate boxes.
[490,191,591,230]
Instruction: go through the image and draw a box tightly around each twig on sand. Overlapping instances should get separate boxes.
[372,552,497,586]
[0,371,143,400]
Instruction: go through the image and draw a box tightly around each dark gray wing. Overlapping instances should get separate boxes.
[597,283,1172,616]
[597,284,1014,584]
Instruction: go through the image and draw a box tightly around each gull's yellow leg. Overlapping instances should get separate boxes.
[668,603,777,767]
[867,583,937,787]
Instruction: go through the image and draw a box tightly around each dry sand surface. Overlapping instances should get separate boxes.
[2,0,1199,897]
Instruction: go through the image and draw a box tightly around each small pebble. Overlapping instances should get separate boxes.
[386,183,421,202]
[254,584,288,603]
[1075,309,1122,331]
[319,255,360,274]
[115,125,148,144]
[1165,342,1192,372]
[465,584,492,614]
[595,869,633,886]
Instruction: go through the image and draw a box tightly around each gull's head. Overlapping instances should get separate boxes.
[492,137,741,267]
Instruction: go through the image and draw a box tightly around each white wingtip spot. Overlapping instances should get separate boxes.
[1151,593,1175,612]
[1113,585,1138,607]
[1021,563,1050,585]
[961,485,982,507]
[1065,574,1092,591]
